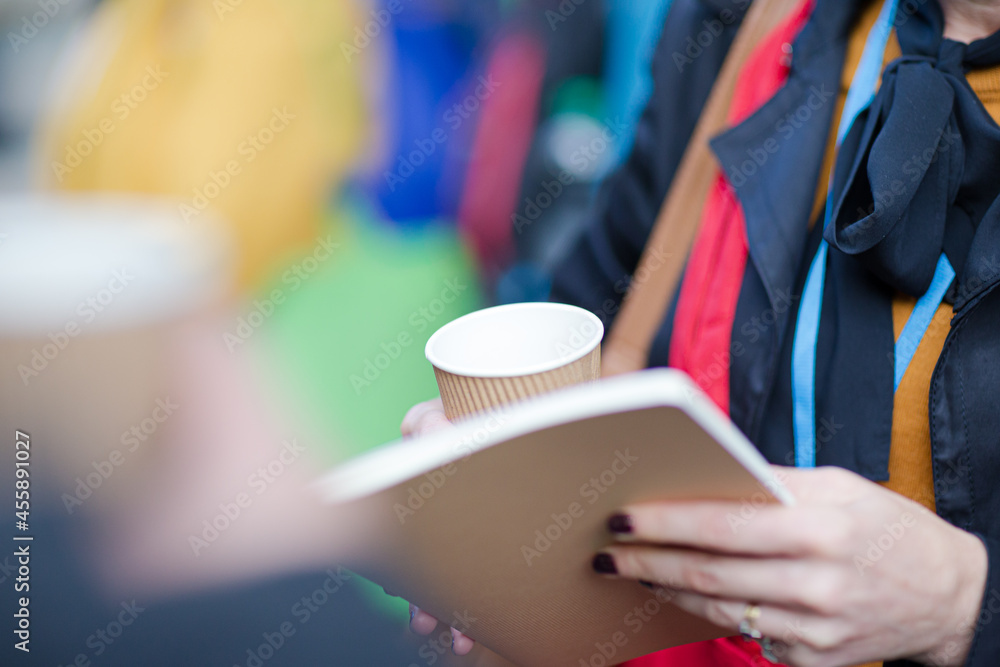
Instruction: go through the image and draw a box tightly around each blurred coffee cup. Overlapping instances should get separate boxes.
[0,194,232,511]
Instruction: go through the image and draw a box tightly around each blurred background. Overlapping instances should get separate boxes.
[0,0,671,664]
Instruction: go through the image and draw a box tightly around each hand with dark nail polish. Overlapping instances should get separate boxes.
[607,513,634,534]
[592,552,618,575]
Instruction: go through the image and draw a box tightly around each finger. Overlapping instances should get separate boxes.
[409,606,440,635]
[451,628,475,655]
[611,502,854,558]
[401,398,450,438]
[668,591,840,654]
[598,546,838,613]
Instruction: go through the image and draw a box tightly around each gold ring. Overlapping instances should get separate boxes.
[738,603,762,641]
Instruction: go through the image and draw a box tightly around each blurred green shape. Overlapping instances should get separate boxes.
[260,199,483,467]
[546,75,606,121]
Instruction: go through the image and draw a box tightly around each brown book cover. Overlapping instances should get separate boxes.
[318,369,793,666]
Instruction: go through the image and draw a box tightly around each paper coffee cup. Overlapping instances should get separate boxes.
[424,302,603,420]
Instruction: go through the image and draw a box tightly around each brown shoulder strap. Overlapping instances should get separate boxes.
[601,0,804,377]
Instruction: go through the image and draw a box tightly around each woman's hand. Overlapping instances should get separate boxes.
[594,466,988,667]
[400,397,452,439]
[394,398,475,656]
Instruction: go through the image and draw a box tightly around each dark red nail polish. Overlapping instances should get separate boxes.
[592,553,618,575]
[608,513,634,534]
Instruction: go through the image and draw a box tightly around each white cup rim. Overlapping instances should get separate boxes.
[424,302,604,378]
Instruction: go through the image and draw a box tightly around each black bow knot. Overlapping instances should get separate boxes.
[824,3,1000,297]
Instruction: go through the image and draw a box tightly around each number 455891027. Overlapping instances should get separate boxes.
[15,431,30,528]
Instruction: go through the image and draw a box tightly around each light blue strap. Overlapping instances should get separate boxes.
[837,0,899,144]
[791,242,828,468]
[790,0,899,468]
[894,254,955,391]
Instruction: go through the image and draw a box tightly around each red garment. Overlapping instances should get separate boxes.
[458,32,546,277]
[667,0,814,412]
[630,1,813,665]
[627,636,773,667]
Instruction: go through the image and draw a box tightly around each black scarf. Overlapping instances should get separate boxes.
[812,0,1000,474]
[828,0,1000,294]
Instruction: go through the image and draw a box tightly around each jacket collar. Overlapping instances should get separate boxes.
[710,0,1000,317]
[708,0,864,307]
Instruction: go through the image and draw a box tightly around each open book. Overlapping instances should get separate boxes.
[318,369,793,666]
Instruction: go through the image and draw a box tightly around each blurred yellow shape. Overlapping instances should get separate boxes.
[36,0,371,288]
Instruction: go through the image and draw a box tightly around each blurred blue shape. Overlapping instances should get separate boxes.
[603,0,672,163]
[495,261,552,305]
[366,5,477,226]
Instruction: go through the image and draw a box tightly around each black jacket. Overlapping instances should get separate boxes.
[551,1,1000,665]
